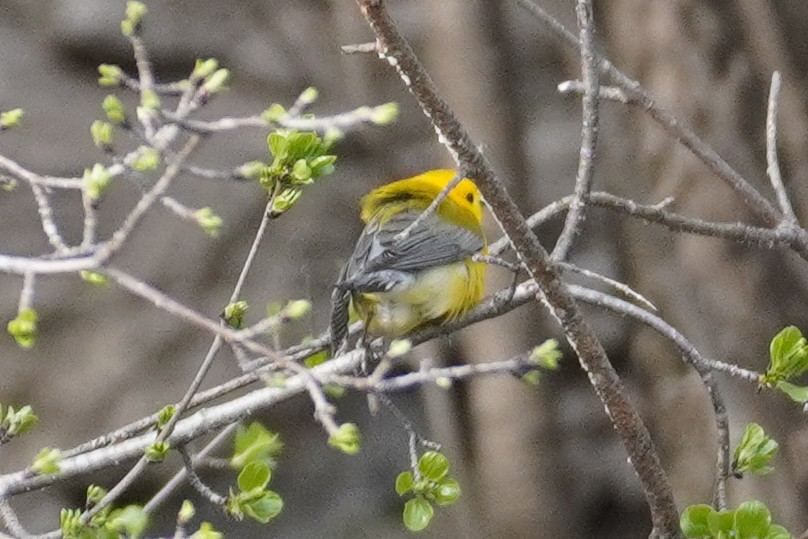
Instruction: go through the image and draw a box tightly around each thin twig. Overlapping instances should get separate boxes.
[551,0,600,261]
[17,273,34,313]
[394,172,463,242]
[177,446,227,507]
[144,423,238,514]
[28,182,68,252]
[0,498,29,539]
[765,71,795,221]
[568,285,731,511]
[355,2,681,534]
[515,0,785,230]
[556,261,656,312]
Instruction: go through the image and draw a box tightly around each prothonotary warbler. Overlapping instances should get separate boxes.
[330,169,486,351]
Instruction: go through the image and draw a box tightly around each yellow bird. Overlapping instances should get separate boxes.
[330,169,486,351]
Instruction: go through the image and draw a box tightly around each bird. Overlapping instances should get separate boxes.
[330,169,486,353]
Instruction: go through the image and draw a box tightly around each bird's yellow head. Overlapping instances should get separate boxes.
[360,169,484,235]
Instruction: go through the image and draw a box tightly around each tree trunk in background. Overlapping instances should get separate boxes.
[601,0,808,530]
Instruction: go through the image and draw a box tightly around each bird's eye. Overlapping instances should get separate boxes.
[465,192,475,203]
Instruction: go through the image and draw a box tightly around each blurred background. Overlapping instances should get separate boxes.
[1,0,808,537]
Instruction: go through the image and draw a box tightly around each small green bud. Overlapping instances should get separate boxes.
[191,58,219,81]
[80,270,108,286]
[156,405,176,430]
[388,339,412,358]
[201,68,230,95]
[269,187,303,217]
[98,64,123,87]
[285,299,311,320]
[236,160,267,180]
[131,146,160,171]
[4,404,38,436]
[86,484,107,505]
[178,500,196,524]
[106,505,148,538]
[223,300,249,329]
[298,87,319,105]
[261,104,287,123]
[60,508,83,538]
[145,441,170,462]
[140,89,160,110]
[83,163,113,201]
[121,1,148,36]
[194,207,223,237]
[32,447,61,475]
[1,177,17,191]
[90,120,114,150]
[102,95,127,124]
[370,102,399,125]
[328,423,361,455]
[0,108,24,129]
[530,338,561,369]
[7,307,37,349]
[520,370,541,386]
[434,377,452,389]
[732,423,779,476]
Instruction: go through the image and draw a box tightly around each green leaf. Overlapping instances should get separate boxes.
[680,504,713,538]
[328,423,361,455]
[403,497,434,532]
[433,478,461,506]
[230,422,283,470]
[242,490,283,523]
[5,404,38,436]
[267,132,288,158]
[733,423,778,476]
[765,524,792,539]
[395,471,414,495]
[107,505,148,538]
[762,326,808,386]
[418,451,449,482]
[238,461,271,492]
[733,501,771,539]
[190,522,222,539]
[269,187,303,216]
[291,159,312,182]
[707,509,735,536]
[775,380,808,403]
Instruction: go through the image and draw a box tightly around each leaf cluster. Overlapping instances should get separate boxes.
[395,451,461,532]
